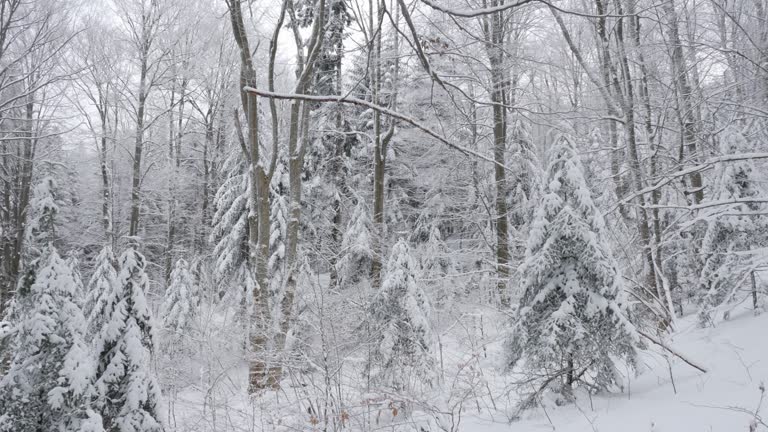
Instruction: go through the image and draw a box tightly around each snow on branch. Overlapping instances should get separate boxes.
[242,86,507,170]
[420,0,634,19]
[636,329,709,374]
[610,153,768,214]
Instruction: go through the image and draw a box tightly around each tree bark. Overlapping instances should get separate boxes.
[663,0,704,205]
[483,0,511,308]
[128,22,150,238]
[226,0,273,392]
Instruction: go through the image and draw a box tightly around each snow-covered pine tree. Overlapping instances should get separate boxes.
[15,177,59,299]
[367,238,434,391]
[66,252,85,301]
[91,245,163,432]
[0,248,103,432]
[336,199,375,290]
[268,161,289,296]
[505,137,639,398]
[160,258,199,340]
[419,225,456,311]
[158,258,200,409]
[2,177,61,369]
[83,246,118,334]
[697,127,768,325]
[210,150,249,280]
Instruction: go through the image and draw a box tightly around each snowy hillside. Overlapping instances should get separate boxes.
[3,0,768,431]
[506,308,767,432]
[159,303,767,432]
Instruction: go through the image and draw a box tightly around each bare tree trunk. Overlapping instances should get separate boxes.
[226,0,273,392]
[129,44,149,238]
[267,0,328,388]
[199,108,213,252]
[616,0,670,322]
[370,0,385,289]
[594,0,628,220]
[13,98,36,298]
[483,0,511,308]
[663,0,704,205]
[165,76,187,282]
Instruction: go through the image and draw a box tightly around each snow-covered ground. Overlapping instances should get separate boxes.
[486,306,768,432]
[166,303,767,432]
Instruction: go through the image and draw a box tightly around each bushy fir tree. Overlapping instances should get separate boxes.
[697,127,768,325]
[268,162,289,296]
[367,238,434,391]
[210,151,249,280]
[16,177,59,299]
[505,137,639,397]
[418,225,457,311]
[91,246,164,432]
[0,248,103,432]
[84,246,118,335]
[160,258,199,339]
[66,252,85,299]
[337,200,375,289]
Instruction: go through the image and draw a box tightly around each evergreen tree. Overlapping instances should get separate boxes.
[210,151,249,280]
[16,177,59,300]
[697,127,768,325]
[336,200,375,289]
[419,225,457,311]
[268,162,289,295]
[66,252,84,297]
[84,246,118,334]
[367,238,434,391]
[91,246,163,432]
[160,258,199,338]
[0,248,103,432]
[505,137,639,397]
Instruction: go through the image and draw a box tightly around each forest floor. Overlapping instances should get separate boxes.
[477,304,768,432]
[167,302,768,431]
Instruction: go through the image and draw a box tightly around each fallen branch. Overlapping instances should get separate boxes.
[637,329,708,374]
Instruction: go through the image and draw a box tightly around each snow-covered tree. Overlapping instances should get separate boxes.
[367,238,434,391]
[697,127,768,325]
[91,246,164,432]
[505,137,639,397]
[210,151,249,280]
[268,162,289,295]
[337,200,375,289]
[66,252,85,300]
[83,246,118,334]
[418,225,457,311]
[0,248,103,432]
[16,177,59,298]
[160,258,199,339]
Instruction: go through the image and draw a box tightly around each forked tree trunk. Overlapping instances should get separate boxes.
[226,0,273,392]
